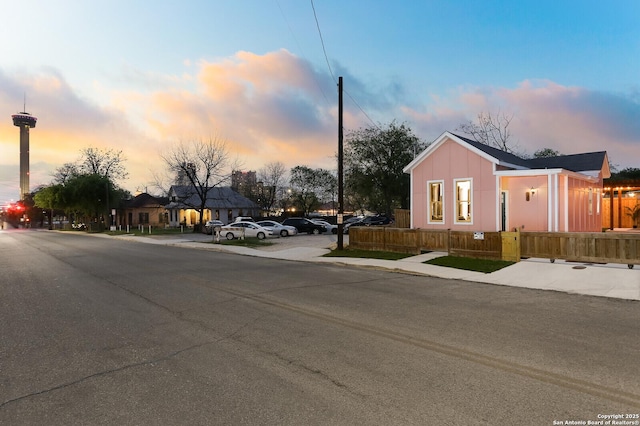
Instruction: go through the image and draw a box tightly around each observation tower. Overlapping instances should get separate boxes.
[12,109,37,200]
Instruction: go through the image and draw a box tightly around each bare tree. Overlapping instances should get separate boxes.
[161,137,239,231]
[457,111,519,153]
[53,162,79,184]
[149,169,170,197]
[78,147,128,181]
[257,161,288,214]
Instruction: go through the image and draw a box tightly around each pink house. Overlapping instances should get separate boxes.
[403,132,611,232]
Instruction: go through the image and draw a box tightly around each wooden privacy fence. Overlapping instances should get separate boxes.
[520,232,640,268]
[349,227,504,260]
[349,227,640,267]
[393,209,411,228]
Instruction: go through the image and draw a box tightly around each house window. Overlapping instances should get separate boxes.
[588,188,593,215]
[454,179,472,223]
[428,180,444,223]
[139,212,149,224]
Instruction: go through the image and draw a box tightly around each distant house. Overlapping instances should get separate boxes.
[403,131,611,232]
[164,185,260,227]
[121,193,169,228]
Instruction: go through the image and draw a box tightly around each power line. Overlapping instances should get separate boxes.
[276,0,332,107]
[309,0,380,130]
[310,0,336,83]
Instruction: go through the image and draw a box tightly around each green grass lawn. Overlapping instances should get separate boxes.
[424,256,514,273]
[323,248,415,260]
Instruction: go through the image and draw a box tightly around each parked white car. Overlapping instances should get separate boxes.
[232,216,255,223]
[256,220,299,237]
[219,222,273,240]
[311,219,338,234]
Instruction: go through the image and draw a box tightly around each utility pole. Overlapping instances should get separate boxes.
[337,76,344,249]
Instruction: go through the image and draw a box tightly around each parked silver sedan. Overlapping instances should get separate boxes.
[311,219,338,234]
[256,220,299,237]
[219,222,273,240]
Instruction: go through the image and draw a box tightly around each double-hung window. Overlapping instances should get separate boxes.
[428,180,444,223]
[139,212,149,224]
[454,178,472,224]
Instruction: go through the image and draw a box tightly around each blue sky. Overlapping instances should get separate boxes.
[1,0,639,203]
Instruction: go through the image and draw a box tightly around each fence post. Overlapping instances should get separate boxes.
[447,229,451,255]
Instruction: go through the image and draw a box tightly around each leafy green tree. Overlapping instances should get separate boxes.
[344,121,424,216]
[34,185,64,210]
[289,166,336,216]
[533,148,561,158]
[61,174,122,225]
[33,185,64,227]
[610,167,640,180]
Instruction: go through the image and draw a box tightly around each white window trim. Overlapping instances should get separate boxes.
[427,180,445,224]
[453,178,473,225]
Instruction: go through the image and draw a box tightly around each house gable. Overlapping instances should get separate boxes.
[407,133,499,230]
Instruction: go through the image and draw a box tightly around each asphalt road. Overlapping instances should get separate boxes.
[1,229,639,425]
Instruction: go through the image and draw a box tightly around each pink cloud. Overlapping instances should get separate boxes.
[406,80,640,169]
[3,55,638,204]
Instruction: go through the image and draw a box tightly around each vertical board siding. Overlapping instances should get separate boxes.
[349,227,640,266]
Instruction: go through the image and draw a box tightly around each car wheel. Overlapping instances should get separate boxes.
[257,232,265,240]
[332,229,337,234]
[312,228,320,235]
[280,229,288,237]
[226,233,234,240]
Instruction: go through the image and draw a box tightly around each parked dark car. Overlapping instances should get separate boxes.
[343,215,393,234]
[282,217,327,234]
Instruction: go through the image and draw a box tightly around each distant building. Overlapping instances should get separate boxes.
[121,193,169,228]
[231,170,258,196]
[165,185,260,226]
[12,110,37,200]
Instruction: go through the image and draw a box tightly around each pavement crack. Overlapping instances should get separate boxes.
[0,338,223,410]
[253,347,367,399]
[1,312,272,410]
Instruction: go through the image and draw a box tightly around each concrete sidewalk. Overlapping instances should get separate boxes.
[118,233,640,301]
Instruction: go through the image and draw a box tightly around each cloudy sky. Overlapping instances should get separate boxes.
[1,0,639,204]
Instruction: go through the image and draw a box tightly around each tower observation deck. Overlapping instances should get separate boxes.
[12,112,37,200]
